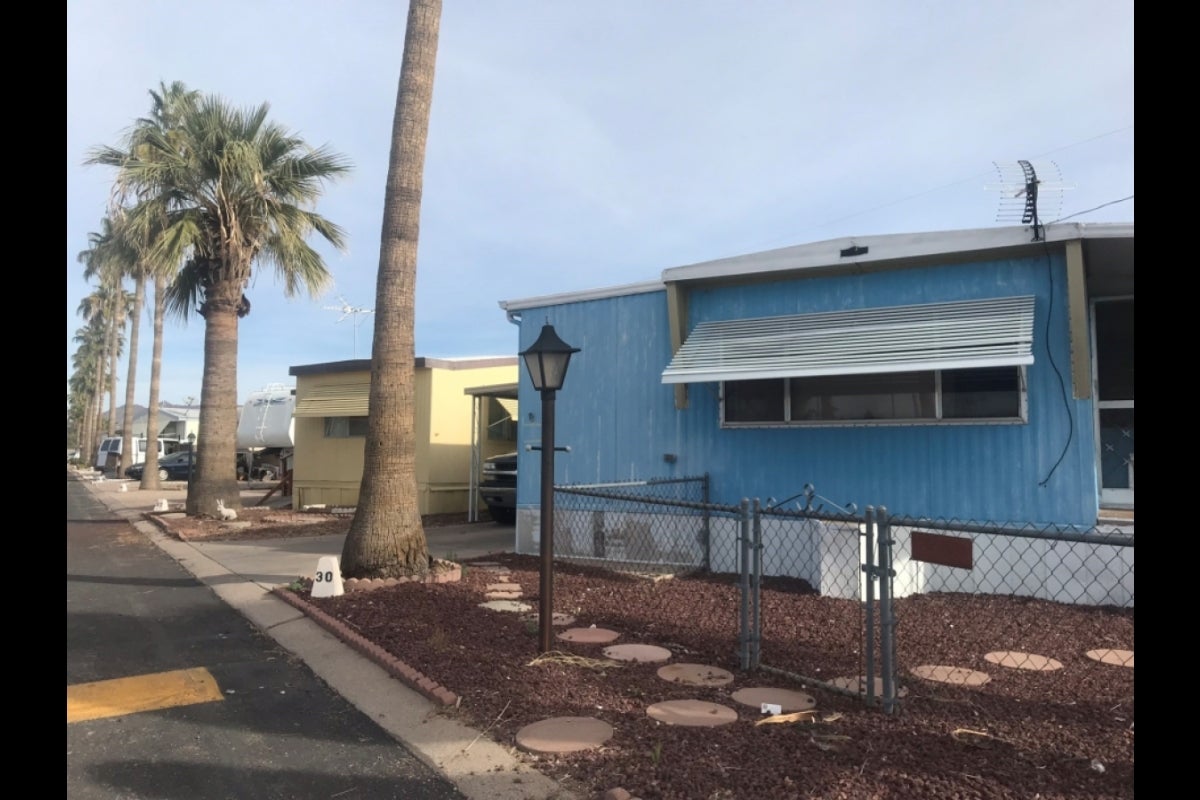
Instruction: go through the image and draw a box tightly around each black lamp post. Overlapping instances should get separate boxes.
[519,323,579,654]
[186,432,196,491]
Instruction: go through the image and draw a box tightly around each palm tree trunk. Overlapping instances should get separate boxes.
[93,345,107,464]
[120,276,145,475]
[141,275,166,490]
[342,0,441,579]
[185,284,242,515]
[81,390,95,468]
[107,317,119,436]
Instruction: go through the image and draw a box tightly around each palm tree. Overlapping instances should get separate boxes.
[91,82,202,489]
[78,214,142,473]
[70,321,109,464]
[136,82,200,491]
[90,91,350,515]
[342,0,442,580]
[75,283,129,465]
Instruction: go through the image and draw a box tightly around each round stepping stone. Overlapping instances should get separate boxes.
[656,663,735,687]
[910,665,991,686]
[1086,649,1134,668]
[730,687,817,712]
[520,612,576,627]
[827,676,909,698]
[557,627,620,644]
[477,600,532,613]
[486,583,522,592]
[602,644,672,663]
[984,651,1064,672]
[515,716,614,754]
[646,700,738,727]
[485,591,524,600]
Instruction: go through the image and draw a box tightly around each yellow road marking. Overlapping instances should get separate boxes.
[67,667,224,723]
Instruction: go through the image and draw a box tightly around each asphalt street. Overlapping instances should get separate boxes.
[67,478,465,800]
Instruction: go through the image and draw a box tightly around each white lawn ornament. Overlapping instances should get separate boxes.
[153,499,169,512]
[120,483,128,492]
[215,499,238,521]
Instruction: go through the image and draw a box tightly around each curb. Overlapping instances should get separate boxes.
[271,586,461,708]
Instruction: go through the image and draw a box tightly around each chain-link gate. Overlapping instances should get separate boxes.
[743,502,903,712]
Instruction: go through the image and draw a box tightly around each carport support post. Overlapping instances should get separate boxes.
[537,388,557,654]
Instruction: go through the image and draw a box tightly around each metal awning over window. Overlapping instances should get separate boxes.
[293,383,371,417]
[661,296,1035,384]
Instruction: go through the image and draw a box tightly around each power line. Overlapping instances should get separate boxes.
[1048,195,1134,224]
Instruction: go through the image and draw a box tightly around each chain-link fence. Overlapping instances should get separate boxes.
[551,478,1134,717]
[554,476,725,572]
[552,477,747,667]
[882,514,1134,700]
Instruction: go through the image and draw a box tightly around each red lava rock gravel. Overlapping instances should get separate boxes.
[157,514,1135,800]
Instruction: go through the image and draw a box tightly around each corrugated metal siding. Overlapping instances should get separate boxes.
[517,254,1098,526]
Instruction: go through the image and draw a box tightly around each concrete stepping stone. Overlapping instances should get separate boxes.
[485,583,522,592]
[515,716,614,754]
[1086,648,1134,668]
[646,699,738,727]
[656,663,734,687]
[984,651,1064,671]
[731,687,816,712]
[910,664,991,686]
[485,591,524,600]
[557,627,620,644]
[827,676,909,698]
[477,600,533,613]
[602,644,672,663]
[520,612,576,627]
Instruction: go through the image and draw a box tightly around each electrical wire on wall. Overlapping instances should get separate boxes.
[1037,235,1074,487]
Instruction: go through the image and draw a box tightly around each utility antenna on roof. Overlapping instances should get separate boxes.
[323,295,374,357]
[988,160,1072,242]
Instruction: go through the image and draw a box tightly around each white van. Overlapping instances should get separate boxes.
[94,437,169,471]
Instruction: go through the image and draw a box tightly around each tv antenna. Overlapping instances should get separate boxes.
[988,160,1072,242]
[323,295,374,357]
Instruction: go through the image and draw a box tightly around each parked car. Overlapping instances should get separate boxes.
[126,450,249,482]
[479,451,517,524]
[125,450,195,482]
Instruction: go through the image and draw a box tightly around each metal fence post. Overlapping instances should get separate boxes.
[738,498,751,671]
[877,506,897,715]
[701,474,712,572]
[863,506,876,708]
[751,498,763,670]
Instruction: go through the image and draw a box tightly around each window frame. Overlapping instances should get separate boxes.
[720,366,1028,428]
[323,415,370,438]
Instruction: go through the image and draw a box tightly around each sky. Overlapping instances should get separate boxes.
[67,0,1134,408]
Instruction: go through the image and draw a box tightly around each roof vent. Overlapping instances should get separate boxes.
[839,245,868,258]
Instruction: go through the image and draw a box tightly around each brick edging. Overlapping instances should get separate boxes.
[142,512,178,538]
[270,586,460,707]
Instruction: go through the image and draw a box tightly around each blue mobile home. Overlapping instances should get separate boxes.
[501,223,1133,555]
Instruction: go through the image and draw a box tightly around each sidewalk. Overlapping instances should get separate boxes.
[74,472,573,800]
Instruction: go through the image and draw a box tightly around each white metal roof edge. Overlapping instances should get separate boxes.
[660,223,1134,283]
[500,279,666,312]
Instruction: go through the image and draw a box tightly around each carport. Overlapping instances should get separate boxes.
[464,382,519,521]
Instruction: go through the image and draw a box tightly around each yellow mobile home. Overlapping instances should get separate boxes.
[288,357,518,515]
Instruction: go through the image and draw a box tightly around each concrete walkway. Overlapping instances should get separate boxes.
[72,472,574,800]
